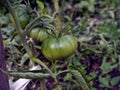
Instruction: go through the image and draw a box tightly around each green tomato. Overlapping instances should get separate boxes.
[28,27,49,42]
[41,35,78,60]
[10,4,30,28]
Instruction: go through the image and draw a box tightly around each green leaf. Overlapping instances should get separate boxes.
[70,69,90,90]
[100,56,118,74]
[63,73,71,81]
[6,70,51,79]
[42,8,47,14]
[98,22,120,40]
[99,76,111,88]
[80,1,89,7]
[0,15,9,27]
[110,76,120,86]
[35,45,41,50]
[53,87,62,90]
[87,72,97,81]
[88,5,95,12]
[20,53,29,66]
[91,87,97,90]
[36,0,44,10]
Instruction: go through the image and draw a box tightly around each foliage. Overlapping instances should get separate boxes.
[0,0,120,90]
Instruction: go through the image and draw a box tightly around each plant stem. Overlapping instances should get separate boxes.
[32,58,57,82]
[53,0,62,33]
[57,70,69,76]
[5,0,33,58]
[5,0,57,82]
[40,80,46,90]
[113,40,117,59]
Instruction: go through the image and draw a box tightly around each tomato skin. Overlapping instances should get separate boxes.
[28,27,49,42]
[41,35,78,60]
[10,4,30,28]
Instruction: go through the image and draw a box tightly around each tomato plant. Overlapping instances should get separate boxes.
[41,35,78,60]
[10,4,30,28]
[2,0,120,89]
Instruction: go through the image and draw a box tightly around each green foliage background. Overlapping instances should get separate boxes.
[0,0,120,90]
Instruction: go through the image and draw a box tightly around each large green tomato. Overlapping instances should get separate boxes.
[41,35,78,60]
[10,4,30,28]
[28,27,49,42]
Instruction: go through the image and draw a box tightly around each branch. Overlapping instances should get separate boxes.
[53,0,62,33]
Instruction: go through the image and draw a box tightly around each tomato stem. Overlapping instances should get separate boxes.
[53,0,62,33]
